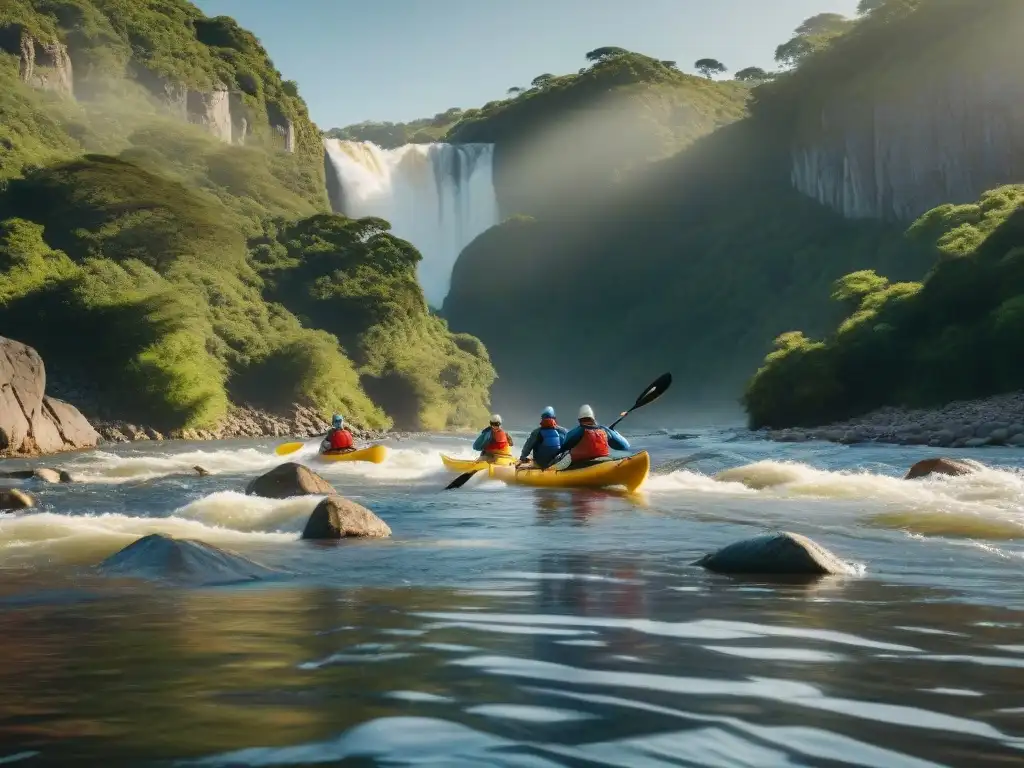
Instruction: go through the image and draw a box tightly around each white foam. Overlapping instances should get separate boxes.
[646,460,1024,539]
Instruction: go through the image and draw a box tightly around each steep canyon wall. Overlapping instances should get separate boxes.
[786,0,1024,221]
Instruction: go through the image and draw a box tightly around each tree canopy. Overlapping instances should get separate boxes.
[694,58,728,79]
[585,46,630,62]
[735,66,774,83]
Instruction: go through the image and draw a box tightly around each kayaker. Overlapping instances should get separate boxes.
[518,406,567,468]
[561,404,629,468]
[320,414,355,454]
[472,414,513,461]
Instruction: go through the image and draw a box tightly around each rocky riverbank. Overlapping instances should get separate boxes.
[91,403,386,445]
[43,372,389,445]
[764,392,1024,448]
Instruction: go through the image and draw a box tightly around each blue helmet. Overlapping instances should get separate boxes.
[332,414,343,427]
[541,406,556,418]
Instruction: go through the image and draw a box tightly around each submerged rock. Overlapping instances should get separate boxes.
[193,465,211,477]
[302,496,392,540]
[694,532,856,576]
[97,533,280,585]
[245,462,336,499]
[903,457,978,480]
[0,488,35,510]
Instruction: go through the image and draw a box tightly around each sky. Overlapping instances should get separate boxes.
[192,0,861,131]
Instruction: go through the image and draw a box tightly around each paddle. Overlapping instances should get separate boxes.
[274,441,308,456]
[444,372,672,491]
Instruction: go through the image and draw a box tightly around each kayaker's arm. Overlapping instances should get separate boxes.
[520,428,540,462]
[604,427,630,451]
[472,428,490,452]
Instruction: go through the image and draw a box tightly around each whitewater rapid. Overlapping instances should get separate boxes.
[2,432,1023,574]
[323,139,499,307]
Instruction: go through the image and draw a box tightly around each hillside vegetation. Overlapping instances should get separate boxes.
[0,0,494,432]
[325,108,466,149]
[445,50,750,217]
[442,8,960,421]
[744,187,1024,428]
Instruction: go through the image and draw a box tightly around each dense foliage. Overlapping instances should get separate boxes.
[744,187,1024,428]
[0,0,495,431]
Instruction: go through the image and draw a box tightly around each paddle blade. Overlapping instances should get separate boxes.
[445,470,479,490]
[633,372,672,409]
[551,452,573,471]
[275,441,306,456]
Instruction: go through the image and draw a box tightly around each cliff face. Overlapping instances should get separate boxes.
[0,3,303,154]
[791,69,1024,222]
[784,0,1024,222]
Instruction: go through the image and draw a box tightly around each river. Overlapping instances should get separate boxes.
[0,429,1022,766]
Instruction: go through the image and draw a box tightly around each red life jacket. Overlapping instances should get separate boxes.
[484,427,510,454]
[328,428,354,450]
[570,425,609,462]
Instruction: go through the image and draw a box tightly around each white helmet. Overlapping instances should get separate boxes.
[578,404,595,420]
[490,414,502,424]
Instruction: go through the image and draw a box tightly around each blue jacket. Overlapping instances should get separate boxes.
[561,423,630,454]
[520,424,568,463]
[472,426,514,452]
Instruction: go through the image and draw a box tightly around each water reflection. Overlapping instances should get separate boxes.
[1,569,1023,765]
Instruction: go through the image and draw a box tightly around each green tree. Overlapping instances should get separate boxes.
[585,46,630,62]
[796,12,852,36]
[735,66,773,83]
[531,74,555,87]
[694,58,727,79]
[507,86,523,96]
[857,0,887,13]
[774,35,817,68]
[660,60,678,69]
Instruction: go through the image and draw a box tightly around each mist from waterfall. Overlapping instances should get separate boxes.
[323,139,499,307]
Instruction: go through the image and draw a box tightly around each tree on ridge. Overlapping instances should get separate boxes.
[694,58,727,79]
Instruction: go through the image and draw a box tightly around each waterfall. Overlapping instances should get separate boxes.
[323,139,499,307]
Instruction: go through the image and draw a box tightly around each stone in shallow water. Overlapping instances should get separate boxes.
[0,488,34,510]
[97,533,280,585]
[694,531,855,576]
[302,496,391,540]
[903,457,978,480]
[245,461,336,498]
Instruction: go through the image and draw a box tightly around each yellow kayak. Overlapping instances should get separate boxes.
[441,453,516,473]
[315,444,389,464]
[489,451,650,492]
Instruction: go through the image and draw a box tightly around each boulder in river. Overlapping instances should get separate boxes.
[0,488,35,510]
[694,531,856,576]
[302,495,392,540]
[0,336,99,455]
[0,467,71,483]
[97,533,281,585]
[903,457,978,480]
[245,462,336,499]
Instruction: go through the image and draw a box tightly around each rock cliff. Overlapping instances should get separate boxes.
[784,0,1024,221]
[0,336,98,456]
[0,9,298,153]
[7,25,73,96]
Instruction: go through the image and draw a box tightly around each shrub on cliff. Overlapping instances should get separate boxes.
[743,186,1024,428]
[253,214,495,430]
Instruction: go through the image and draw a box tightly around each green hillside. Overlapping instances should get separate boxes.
[0,0,494,433]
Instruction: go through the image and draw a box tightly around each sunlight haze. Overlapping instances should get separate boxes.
[192,0,861,128]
